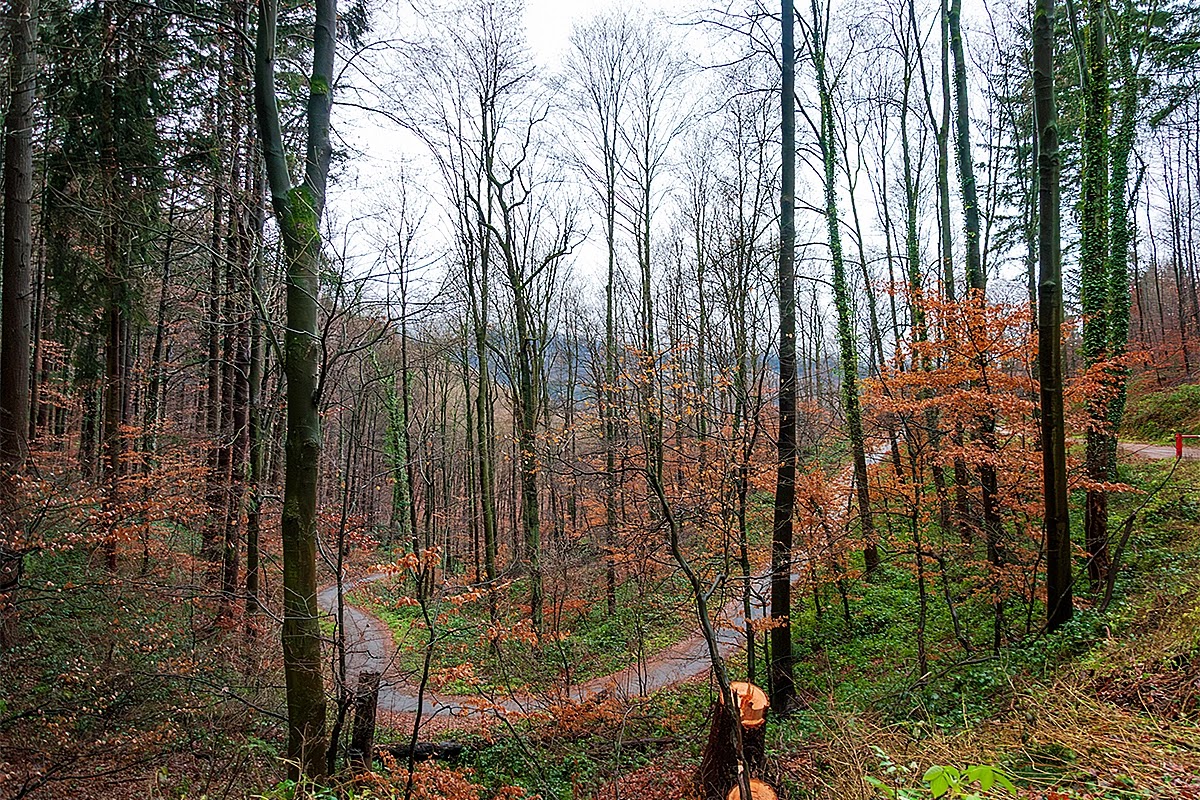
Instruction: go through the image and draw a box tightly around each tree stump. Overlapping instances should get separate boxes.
[695,681,770,800]
[346,670,380,773]
[725,778,778,800]
[731,681,768,768]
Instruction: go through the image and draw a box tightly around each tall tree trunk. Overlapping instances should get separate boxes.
[1080,0,1112,587]
[1104,37,1137,480]
[0,0,38,628]
[949,0,983,290]
[1034,0,1073,631]
[811,0,877,574]
[770,0,798,712]
[465,234,498,611]
[204,72,227,575]
[0,0,37,479]
[253,0,336,779]
[514,302,543,632]
[603,115,620,618]
[99,7,126,573]
[911,0,966,533]
[245,168,265,622]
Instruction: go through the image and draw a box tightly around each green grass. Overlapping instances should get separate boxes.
[1122,381,1200,443]
[348,570,698,695]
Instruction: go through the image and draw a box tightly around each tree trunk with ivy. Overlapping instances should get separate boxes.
[1104,31,1138,482]
[949,0,983,289]
[810,0,877,574]
[1080,0,1112,587]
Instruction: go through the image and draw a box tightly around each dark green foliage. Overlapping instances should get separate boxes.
[41,0,169,355]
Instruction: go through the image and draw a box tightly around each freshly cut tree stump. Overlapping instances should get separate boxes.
[725,778,778,800]
[695,681,771,800]
[730,681,768,767]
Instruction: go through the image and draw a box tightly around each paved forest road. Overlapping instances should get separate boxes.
[1117,440,1200,460]
[316,440,1186,722]
[316,453,878,721]
[317,562,786,719]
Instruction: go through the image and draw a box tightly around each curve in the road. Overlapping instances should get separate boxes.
[312,443,996,722]
[318,567,779,720]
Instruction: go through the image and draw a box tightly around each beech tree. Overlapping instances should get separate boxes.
[563,12,634,617]
[1034,0,1073,630]
[253,0,337,778]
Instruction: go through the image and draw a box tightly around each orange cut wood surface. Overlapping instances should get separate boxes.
[725,778,778,800]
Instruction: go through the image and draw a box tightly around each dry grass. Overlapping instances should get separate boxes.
[773,591,1200,799]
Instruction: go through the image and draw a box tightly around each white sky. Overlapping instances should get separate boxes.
[327,0,695,298]
[325,0,1053,310]
[521,0,678,66]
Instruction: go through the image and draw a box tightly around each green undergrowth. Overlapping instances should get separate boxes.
[369,674,715,800]
[348,570,697,695]
[766,456,1200,798]
[1,546,282,797]
[1122,381,1200,443]
[360,457,1200,799]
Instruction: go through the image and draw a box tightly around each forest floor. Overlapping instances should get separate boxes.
[350,445,1200,800]
[610,451,1200,800]
[3,442,1196,800]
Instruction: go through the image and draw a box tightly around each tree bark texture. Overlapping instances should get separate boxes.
[1034,0,1073,631]
[253,0,336,780]
[770,0,798,712]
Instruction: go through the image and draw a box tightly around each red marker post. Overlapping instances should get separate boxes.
[1176,433,1200,459]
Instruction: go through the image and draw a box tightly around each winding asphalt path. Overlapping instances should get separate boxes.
[318,439,1188,720]
[1116,440,1200,460]
[317,436,1200,718]
[316,452,891,721]
[318,566,783,719]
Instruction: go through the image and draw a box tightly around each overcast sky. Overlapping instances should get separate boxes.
[324,0,1038,307]
[326,0,699,296]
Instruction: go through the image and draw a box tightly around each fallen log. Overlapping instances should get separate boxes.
[378,741,466,762]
